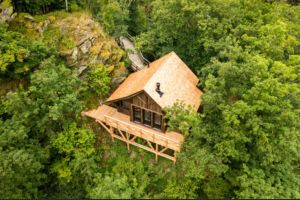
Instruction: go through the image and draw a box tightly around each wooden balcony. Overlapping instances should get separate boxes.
[82,105,184,163]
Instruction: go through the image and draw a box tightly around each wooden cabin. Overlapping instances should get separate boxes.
[82,52,203,163]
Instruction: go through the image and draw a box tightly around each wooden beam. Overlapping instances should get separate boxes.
[110,126,114,141]
[117,128,126,140]
[97,120,113,137]
[91,106,182,163]
[112,134,176,162]
[146,140,154,150]
[130,135,137,142]
[103,114,180,145]
[159,147,168,154]
[137,96,146,106]
[173,152,177,164]
[126,132,130,151]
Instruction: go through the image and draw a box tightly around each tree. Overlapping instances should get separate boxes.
[95,0,131,36]
[87,156,150,199]
[0,24,52,79]
[49,123,98,198]
[134,0,300,198]
[0,57,86,198]
[86,64,111,98]
[0,120,49,198]
[65,0,68,11]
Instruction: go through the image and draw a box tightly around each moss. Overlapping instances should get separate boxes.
[0,0,11,9]
[8,9,129,85]
[59,35,76,51]
[112,62,127,77]
[42,24,61,48]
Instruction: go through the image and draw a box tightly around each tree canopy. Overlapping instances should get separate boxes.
[1,0,299,198]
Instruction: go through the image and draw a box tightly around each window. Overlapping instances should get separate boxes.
[133,106,142,123]
[131,105,164,131]
[153,113,162,130]
[143,110,151,126]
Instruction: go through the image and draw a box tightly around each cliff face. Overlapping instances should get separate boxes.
[9,11,128,85]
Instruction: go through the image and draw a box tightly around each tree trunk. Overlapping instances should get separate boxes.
[65,0,69,12]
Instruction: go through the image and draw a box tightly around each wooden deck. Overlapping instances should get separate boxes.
[82,105,184,162]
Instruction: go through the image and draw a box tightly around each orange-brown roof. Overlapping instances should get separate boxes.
[106,51,203,111]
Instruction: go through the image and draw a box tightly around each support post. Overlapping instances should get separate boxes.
[155,143,158,162]
[126,132,130,151]
[173,152,177,164]
[110,126,114,141]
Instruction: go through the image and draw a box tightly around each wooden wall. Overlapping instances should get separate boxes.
[132,92,162,113]
[112,92,166,132]
[113,92,162,114]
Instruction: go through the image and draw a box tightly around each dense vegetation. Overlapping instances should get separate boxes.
[0,0,299,198]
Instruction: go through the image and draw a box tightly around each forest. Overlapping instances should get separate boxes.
[0,0,299,198]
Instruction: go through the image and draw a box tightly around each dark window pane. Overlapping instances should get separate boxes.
[154,114,161,125]
[153,113,162,130]
[143,110,151,126]
[133,107,141,123]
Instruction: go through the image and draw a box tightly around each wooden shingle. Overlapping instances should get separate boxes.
[106,51,203,111]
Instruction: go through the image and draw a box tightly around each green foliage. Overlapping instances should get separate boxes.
[87,157,149,198]
[49,123,97,198]
[165,101,199,136]
[0,120,49,198]
[86,64,111,98]
[95,0,130,36]
[0,57,85,198]
[162,177,198,199]
[135,0,300,198]
[1,0,300,198]
[87,173,134,198]
[51,123,96,185]
[0,24,52,78]
[12,0,65,14]
[127,0,151,35]
[0,57,84,133]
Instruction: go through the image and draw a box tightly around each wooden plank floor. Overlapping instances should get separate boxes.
[82,105,184,152]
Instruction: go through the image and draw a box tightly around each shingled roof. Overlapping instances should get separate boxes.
[106,51,203,111]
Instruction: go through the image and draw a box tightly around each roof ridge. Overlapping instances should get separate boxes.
[143,51,175,90]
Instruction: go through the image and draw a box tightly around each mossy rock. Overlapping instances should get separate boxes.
[9,10,129,89]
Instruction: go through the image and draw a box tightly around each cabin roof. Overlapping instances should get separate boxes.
[106,51,203,111]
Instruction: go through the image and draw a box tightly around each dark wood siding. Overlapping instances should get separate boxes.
[113,92,166,132]
[116,99,132,115]
[132,92,162,114]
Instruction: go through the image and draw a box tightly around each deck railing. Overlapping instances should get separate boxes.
[102,114,182,151]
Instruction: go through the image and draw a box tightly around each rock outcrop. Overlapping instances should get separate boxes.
[11,12,128,85]
[55,14,128,84]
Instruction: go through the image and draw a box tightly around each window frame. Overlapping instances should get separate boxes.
[131,105,164,131]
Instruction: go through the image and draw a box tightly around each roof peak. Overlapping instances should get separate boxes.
[106,52,202,111]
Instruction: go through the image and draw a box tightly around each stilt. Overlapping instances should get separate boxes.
[155,143,158,162]
[173,152,177,164]
[126,132,130,151]
[110,126,114,141]
[86,106,183,163]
